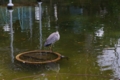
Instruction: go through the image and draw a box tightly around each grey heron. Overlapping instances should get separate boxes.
[44,31,60,51]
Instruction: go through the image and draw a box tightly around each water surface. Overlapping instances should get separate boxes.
[0,1,120,80]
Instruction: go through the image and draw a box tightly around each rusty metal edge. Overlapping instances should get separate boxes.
[15,50,61,64]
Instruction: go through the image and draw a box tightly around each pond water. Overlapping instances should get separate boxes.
[0,1,120,80]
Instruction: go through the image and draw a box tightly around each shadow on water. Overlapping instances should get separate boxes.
[1,0,120,80]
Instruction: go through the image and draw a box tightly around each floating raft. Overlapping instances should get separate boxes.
[15,50,62,64]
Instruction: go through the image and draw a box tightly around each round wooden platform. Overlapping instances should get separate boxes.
[15,50,62,64]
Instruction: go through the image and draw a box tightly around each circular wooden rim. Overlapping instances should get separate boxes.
[15,50,61,64]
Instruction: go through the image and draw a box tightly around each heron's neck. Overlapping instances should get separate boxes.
[56,31,59,33]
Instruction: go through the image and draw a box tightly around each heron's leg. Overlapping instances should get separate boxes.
[49,45,53,52]
[49,46,51,51]
[48,45,51,51]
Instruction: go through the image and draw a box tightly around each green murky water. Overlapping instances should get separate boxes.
[0,1,120,80]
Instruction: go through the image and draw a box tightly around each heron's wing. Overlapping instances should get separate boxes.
[44,33,58,46]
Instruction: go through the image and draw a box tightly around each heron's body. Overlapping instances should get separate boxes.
[44,31,60,47]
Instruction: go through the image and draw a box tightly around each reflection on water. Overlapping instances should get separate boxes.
[97,38,120,79]
[45,62,60,72]
[54,4,58,22]
[33,63,60,80]
[38,1,42,50]
[95,26,104,38]
[0,8,9,26]
[69,5,83,15]
[1,1,120,79]
[9,8,14,63]
[17,7,33,32]
[3,24,10,32]
[44,6,51,30]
